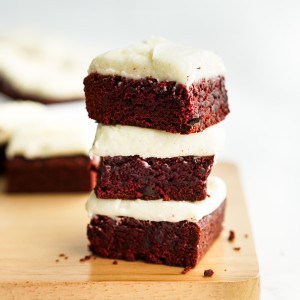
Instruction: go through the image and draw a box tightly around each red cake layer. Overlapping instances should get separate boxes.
[0,143,6,173]
[6,155,95,193]
[87,200,225,268]
[95,155,214,201]
[0,77,83,104]
[84,74,229,134]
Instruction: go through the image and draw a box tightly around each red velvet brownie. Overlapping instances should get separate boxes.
[95,155,214,201]
[5,117,95,193]
[0,31,91,104]
[6,155,94,193]
[0,143,6,173]
[0,101,48,174]
[89,122,225,201]
[0,77,83,104]
[88,201,225,268]
[84,37,229,133]
[86,177,226,267]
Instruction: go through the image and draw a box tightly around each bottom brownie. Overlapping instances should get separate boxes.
[87,200,225,268]
[6,155,95,193]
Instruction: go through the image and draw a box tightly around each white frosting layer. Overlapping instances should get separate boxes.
[88,37,225,85]
[90,122,225,158]
[6,117,92,159]
[0,101,48,145]
[0,30,92,101]
[86,176,226,223]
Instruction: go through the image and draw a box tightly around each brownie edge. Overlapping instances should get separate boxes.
[87,200,225,268]
[84,74,229,134]
[95,155,214,201]
[6,155,95,193]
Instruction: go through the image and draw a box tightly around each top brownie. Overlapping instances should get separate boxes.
[84,37,229,134]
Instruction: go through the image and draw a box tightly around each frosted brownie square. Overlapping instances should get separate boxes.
[84,37,229,134]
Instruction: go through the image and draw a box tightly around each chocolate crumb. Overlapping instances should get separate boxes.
[228,230,235,241]
[224,269,227,271]
[181,267,191,274]
[233,247,241,251]
[112,260,118,265]
[79,254,94,262]
[64,256,68,260]
[204,269,214,277]
[58,253,65,257]
[197,67,201,69]
[244,234,249,238]
[55,259,59,263]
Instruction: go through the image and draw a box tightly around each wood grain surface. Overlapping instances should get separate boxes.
[0,162,260,299]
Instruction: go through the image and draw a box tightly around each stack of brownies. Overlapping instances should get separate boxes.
[84,37,230,268]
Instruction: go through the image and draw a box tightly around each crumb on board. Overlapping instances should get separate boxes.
[233,247,241,251]
[203,269,214,277]
[228,230,235,241]
[244,234,249,238]
[55,259,59,263]
[79,255,93,262]
[112,260,118,265]
[181,267,192,274]
[58,253,65,257]
[224,269,227,271]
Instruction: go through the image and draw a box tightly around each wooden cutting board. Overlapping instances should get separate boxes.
[0,162,259,299]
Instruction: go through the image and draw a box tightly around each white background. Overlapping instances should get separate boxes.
[1,1,300,299]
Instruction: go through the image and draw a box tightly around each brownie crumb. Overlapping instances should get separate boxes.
[204,269,214,277]
[112,260,118,265]
[244,234,249,238]
[55,259,59,263]
[64,256,68,260]
[59,253,65,257]
[233,247,241,251]
[79,255,93,262]
[181,267,192,274]
[224,269,227,271]
[228,230,235,241]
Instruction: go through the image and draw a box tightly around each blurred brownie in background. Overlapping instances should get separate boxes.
[0,101,47,173]
[0,30,92,104]
[5,117,95,193]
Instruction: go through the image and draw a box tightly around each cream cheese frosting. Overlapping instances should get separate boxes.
[88,37,225,86]
[6,117,92,159]
[90,122,225,159]
[0,101,48,145]
[0,31,92,101]
[86,176,226,223]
